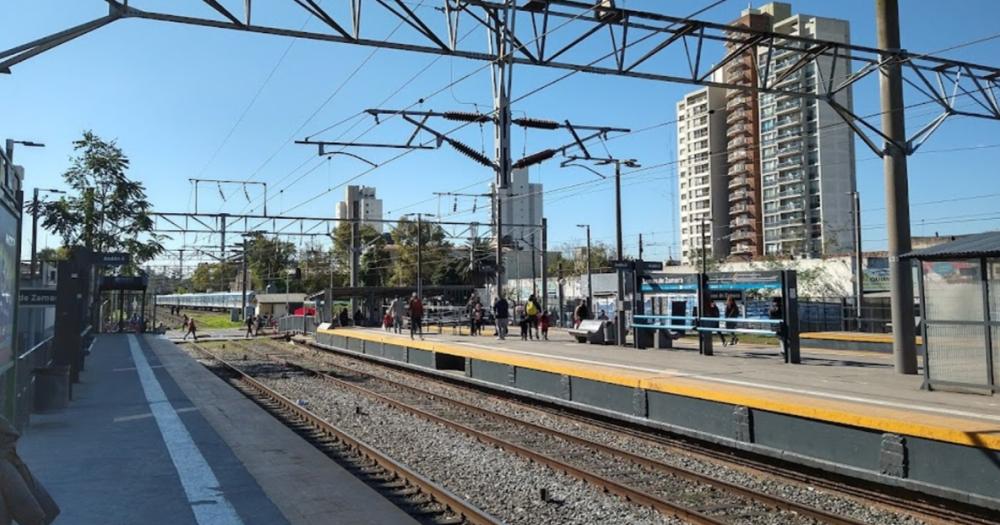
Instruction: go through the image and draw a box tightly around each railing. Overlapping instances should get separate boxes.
[278,315,319,334]
[14,336,54,430]
[631,315,781,337]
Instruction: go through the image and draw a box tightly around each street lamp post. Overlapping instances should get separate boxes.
[30,187,65,280]
[576,224,592,316]
[564,156,638,346]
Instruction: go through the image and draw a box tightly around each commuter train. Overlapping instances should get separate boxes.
[156,292,255,312]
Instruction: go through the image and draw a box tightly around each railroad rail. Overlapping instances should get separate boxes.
[223,339,871,525]
[289,335,1000,525]
[187,342,501,525]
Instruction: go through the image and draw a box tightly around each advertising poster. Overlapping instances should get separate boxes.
[0,205,16,366]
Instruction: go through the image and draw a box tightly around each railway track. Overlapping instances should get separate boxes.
[286,336,1000,525]
[216,338,880,525]
[187,342,501,525]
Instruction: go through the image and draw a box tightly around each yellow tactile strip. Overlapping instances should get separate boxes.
[319,329,999,451]
[801,331,924,345]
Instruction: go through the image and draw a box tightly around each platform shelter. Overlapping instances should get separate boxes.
[906,231,1000,394]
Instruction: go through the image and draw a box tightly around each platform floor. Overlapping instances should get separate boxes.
[344,326,1000,435]
[18,334,418,525]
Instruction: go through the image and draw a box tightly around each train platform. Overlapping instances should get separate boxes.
[17,333,419,525]
[314,326,1000,511]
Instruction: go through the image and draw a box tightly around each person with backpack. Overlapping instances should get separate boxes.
[573,299,589,328]
[525,294,541,340]
[183,317,198,342]
[245,314,256,338]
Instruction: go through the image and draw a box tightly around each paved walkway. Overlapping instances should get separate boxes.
[18,334,417,525]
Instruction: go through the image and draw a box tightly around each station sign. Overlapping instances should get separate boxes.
[708,271,782,290]
[612,260,633,270]
[18,288,57,306]
[95,252,131,267]
[640,261,663,271]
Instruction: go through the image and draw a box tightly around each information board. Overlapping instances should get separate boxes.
[0,205,17,367]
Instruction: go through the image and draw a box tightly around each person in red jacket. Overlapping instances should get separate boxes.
[408,292,424,340]
[539,310,551,341]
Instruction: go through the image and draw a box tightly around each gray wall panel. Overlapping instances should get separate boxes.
[907,436,1000,500]
[383,343,406,362]
[647,391,738,437]
[570,377,634,414]
[408,348,434,369]
[470,359,512,386]
[752,410,881,470]
[514,368,564,398]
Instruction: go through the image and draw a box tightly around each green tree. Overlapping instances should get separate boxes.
[331,222,392,286]
[189,262,238,292]
[389,218,451,286]
[560,241,614,276]
[244,234,296,290]
[28,131,165,271]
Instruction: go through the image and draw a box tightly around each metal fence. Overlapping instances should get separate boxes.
[278,315,319,334]
[797,296,899,333]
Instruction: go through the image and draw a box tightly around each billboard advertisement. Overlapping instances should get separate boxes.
[0,204,16,367]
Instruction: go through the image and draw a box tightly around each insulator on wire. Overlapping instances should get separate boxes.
[218,183,226,201]
[447,138,494,167]
[472,197,477,213]
[512,117,560,130]
[443,111,492,123]
[513,149,556,169]
[453,197,458,213]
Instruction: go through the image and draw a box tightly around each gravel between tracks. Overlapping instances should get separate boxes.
[256,338,926,525]
[192,344,683,525]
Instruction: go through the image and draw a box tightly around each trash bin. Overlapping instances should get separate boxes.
[655,329,674,349]
[603,321,617,345]
[34,366,70,411]
[635,327,654,349]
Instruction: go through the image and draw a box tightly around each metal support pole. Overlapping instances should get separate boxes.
[877,0,917,374]
[490,2,514,300]
[495,195,503,298]
[241,239,248,320]
[557,261,565,327]
[30,188,38,280]
[638,233,644,262]
[350,200,360,313]
[615,162,626,346]
[701,215,708,275]
[540,218,548,312]
[416,213,423,298]
[584,225,592,315]
[851,191,863,324]
[530,232,537,297]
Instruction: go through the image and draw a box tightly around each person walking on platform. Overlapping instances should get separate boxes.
[183,317,198,342]
[390,297,405,334]
[540,310,551,341]
[339,308,349,328]
[408,293,424,340]
[724,295,740,346]
[494,296,510,340]
[769,297,785,358]
[706,301,724,346]
[526,294,541,340]
[573,299,589,329]
[472,303,484,336]
[245,315,256,338]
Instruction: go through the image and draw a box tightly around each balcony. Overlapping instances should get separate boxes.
[728,176,750,189]
[776,158,801,170]
[726,96,750,111]
[727,163,749,176]
[729,189,751,202]
[775,99,801,114]
[775,115,801,128]
[727,123,751,136]
[729,136,749,148]
[731,243,757,256]
[730,216,754,228]
[730,230,756,242]
[776,144,801,156]
[727,60,750,74]
[727,110,749,125]
[727,149,748,163]
[775,128,802,142]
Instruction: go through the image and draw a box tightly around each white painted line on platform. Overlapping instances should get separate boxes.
[127,335,245,525]
[114,406,198,423]
[453,341,1000,424]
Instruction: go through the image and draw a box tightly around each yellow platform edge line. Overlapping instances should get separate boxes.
[801,332,924,345]
[318,329,999,450]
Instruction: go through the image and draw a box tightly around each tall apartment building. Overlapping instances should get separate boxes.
[676,2,856,263]
[757,8,856,256]
[724,5,783,258]
[492,167,543,279]
[336,185,384,233]
[677,74,729,264]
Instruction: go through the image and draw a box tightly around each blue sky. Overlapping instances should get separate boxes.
[4,0,1000,265]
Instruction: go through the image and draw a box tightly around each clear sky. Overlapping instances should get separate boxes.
[4,0,1000,266]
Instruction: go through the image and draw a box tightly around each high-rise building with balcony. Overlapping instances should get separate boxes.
[724,4,787,259]
[677,73,729,264]
[675,2,855,262]
[337,185,384,233]
[756,7,856,257]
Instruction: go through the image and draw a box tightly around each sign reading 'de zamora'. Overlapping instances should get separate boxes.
[95,252,130,267]
[18,288,57,306]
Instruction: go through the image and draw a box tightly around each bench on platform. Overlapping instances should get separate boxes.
[567,320,609,344]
